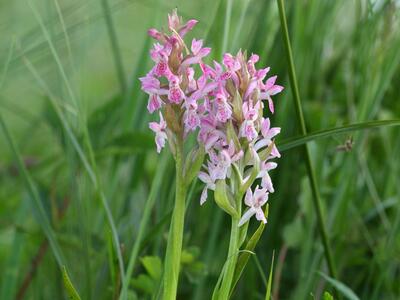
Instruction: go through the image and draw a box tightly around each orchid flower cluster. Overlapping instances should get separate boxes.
[140,10,283,227]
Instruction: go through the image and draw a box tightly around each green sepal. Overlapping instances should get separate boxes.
[231,163,243,188]
[214,180,239,217]
[185,145,205,185]
[240,146,261,194]
[259,141,275,161]
[226,120,241,150]
[232,90,243,121]
[230,204,269,296]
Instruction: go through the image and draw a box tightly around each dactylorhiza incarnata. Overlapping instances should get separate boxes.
[140,9,283,227]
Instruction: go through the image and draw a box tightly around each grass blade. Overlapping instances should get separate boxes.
[265,252,275,300]
[20,51,125,278]
[0,112,65,267]
[279,119,400,151]
[119,154,170,300]
[27,0,126,278]
[230,205,269,296]
[62,266,82,300]
[318,272,360,300]
[277,0,337,280]
[101,0,127,94]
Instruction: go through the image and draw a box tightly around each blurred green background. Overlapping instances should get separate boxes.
[1,0,399,299]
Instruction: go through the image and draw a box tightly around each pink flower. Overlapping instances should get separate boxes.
[181,39,211,68]
[238,186,269,227]
[139,73,160,94]
[223,53,241,72]
[147,94,162,113]
[168,10,180,31]
[166,75,185,104]
[260,75,284,114]
[186,67,197,92]
[149,112,168,153]
[184,108,200,133]
[257,161,277,192]
[198,115,225,151]
[198,171,216,205]
[254,118,281,158]
[239,101,260,141]
[179,19,198,37]
[247,54,259,76]
[148,28,164,42]
[240,120,258,141]
[215,93,232,123]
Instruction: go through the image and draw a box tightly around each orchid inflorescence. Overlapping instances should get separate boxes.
[140,10,283,227]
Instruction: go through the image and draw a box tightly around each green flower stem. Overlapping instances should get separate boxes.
[218,191,242,300]
[162,139,187,299]
[218,216,240,299]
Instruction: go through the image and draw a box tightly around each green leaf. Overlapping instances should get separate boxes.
[62,266,82,300]
[0,113,65,267]
[279,120,400,152]
[241,147,261,194]
[323,291,334,300]
[265,252,275,300]
[131,274,155,295]
[231,204,269,295]
[238,220,249,248]
[181,249,195,265]
[318,272,360,300]
[214,180,238,217]
[141,256,162,280]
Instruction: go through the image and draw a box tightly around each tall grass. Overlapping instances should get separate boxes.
[0,0,399,299]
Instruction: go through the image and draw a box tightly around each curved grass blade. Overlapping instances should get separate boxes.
[279,119,400,152]
[318,272,360,300]
[26,1,125,277]
[62,266,82,300]
[0,112,65,267]
[265,252,275,300]
[119,154,170,300]
[101,0,127,94]
[277,0,337,280]
[230,205,269,296]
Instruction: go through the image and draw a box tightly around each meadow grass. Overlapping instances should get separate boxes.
[0,0,399,299]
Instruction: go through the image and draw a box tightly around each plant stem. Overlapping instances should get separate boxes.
[101,0,127,94]
[276,0,337,279]
[218,216,240,299]
[162,140,187,299]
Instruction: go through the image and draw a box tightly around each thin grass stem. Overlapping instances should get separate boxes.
[0,112,65,267]
[276,0,337,280]
[101,0,127,94]
[119,154,170,300]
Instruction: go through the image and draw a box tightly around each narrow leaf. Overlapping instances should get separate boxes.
[265,252,275,300]
[279,119,400,152]
[231,204,269,295]
[318,272,360,300]
[62,266,82,300]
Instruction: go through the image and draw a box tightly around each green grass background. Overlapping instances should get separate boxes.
[0,0,399,299]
